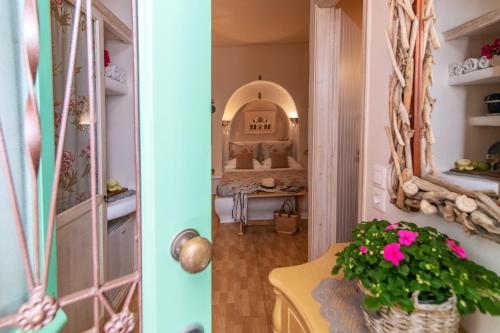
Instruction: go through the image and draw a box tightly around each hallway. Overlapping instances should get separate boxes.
[212,217,308,333]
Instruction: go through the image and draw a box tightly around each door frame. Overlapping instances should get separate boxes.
[308,0,368,259]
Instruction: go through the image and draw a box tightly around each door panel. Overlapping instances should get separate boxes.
[137,1,212,332]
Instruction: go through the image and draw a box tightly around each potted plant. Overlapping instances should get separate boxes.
[332,220,500,332]
[481,38,500,67]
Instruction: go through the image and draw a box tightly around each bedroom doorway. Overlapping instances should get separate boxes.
[211,0,366,331]
[211,1,310,331]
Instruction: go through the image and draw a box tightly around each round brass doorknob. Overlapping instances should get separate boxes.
[171,229,212,273]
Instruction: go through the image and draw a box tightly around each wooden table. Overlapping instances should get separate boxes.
[268,244,348,333]
[239,190,307,235]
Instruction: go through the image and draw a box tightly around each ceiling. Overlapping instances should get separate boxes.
[212,0,310,47]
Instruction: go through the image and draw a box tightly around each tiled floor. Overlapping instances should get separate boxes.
[212,218,308,333]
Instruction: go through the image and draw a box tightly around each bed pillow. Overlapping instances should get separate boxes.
[225,158,262,170]
[261,156,302,169]
[261,141,292,161]
[229,142,258,160]
[235,152,255,169]
[270,152,289,169]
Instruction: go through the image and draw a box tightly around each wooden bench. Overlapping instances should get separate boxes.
[239,190,307,235]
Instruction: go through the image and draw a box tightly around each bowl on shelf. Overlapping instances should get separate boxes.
[485,93,500,114]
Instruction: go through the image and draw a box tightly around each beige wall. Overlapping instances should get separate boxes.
[212,42,309,176]
[230,100,290,142]
[362,1,500,332]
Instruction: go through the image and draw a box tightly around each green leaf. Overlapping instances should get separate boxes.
[398,264,410,276]
[479,297,500,316]
[363,296,382,312]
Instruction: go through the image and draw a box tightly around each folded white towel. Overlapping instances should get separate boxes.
[478,56,490,69]
[104,64,127,84]
[462,58,479,74]
[448,62,463,77]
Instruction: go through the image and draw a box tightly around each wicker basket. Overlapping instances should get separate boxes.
[361,291,460,333]
[274,199,299,234]
[491,55,500,67]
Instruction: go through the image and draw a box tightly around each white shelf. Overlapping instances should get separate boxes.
[107,194,136,220]
[469,114,500,127]
[105,77,128,96]
[448,66,500,86]
[443,8,500,41]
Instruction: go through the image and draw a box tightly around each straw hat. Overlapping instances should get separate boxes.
[261,178,276,189]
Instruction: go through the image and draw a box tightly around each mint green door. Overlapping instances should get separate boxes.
[137,1,212,332]
[0,0,211,332]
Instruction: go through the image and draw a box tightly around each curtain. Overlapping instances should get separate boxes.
[51,0,93,213]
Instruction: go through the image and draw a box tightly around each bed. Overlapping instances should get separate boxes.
[214,142,308,224]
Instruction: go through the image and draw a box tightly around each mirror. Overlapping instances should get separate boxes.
[384,0,500,243]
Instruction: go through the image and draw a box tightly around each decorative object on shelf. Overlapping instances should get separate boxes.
[104,50,111,67]
[462,57,479,74]
[481,38,500,67]
[107,178,123,193]
[385,0,500,242]
[105,64,127,84]
[448,56,491,77]
[485,93,500,114]
[332,220,500,332]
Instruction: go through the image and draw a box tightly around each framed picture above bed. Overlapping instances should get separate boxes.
[244,110,277,134]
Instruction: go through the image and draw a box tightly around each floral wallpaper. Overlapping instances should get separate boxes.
[51,0,94,213]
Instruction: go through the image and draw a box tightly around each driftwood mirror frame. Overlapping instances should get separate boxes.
[385,0,500,243]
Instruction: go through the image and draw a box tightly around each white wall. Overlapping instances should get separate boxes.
[105,41,136,189]
[212,43,309,176]
[362,1,500,332]
[100,0,132,28]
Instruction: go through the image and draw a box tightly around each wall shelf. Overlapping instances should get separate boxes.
[469,114,500,127]
[67,0,133,44]
[442,8,500,41]
[448,66,500,86]
[105,77,128,95]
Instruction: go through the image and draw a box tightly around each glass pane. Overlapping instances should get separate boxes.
[0,0,31,331]
[51,0,98,213]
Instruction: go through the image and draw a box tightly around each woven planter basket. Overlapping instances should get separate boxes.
[491,55,500,67]
[360,286,460,333]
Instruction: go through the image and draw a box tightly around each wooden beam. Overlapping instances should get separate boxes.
[314,0,340,8]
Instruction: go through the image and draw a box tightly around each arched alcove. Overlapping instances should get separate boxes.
[229,100,290,142]
[222,80,299,121]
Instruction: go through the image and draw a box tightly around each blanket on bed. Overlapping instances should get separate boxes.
[217,169,307,197]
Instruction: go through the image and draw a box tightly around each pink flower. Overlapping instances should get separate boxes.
[447,239,467,259]
[481,44,493,59]
[383,243,405,266]
[359,246,367,254]
[61,151,75,174]
[385,223,399,231]
[398,230,419,247]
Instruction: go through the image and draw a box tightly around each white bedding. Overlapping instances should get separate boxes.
[224,156,303,172]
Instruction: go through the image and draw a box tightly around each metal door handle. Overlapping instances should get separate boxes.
[171,229,212,273]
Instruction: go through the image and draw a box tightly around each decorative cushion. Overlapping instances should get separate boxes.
[261,141,292,160]
[270,152,289,169]
[229,142,258,160]
[235,152,254,169]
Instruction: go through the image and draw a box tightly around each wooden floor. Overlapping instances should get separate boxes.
[126,208,308,333]
[212,213,308,332]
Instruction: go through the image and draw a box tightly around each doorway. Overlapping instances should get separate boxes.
[211,0,366,331]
